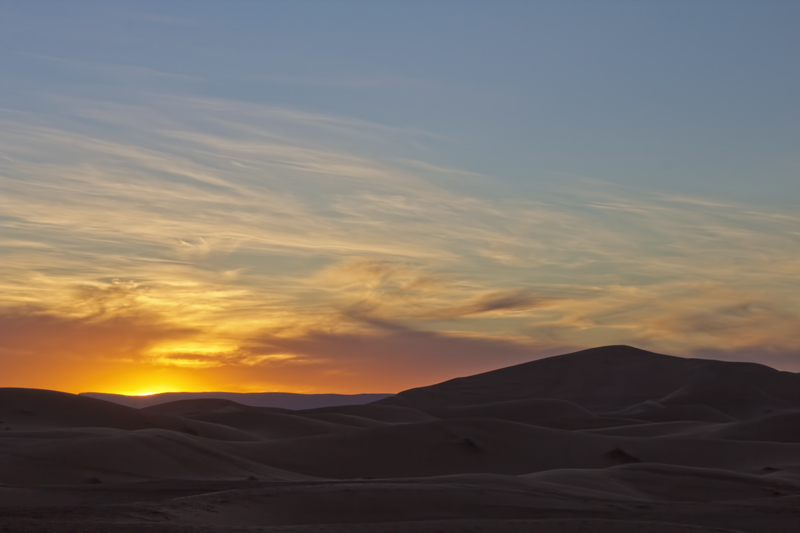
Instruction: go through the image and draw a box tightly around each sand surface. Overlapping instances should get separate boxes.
[3,345,800,532]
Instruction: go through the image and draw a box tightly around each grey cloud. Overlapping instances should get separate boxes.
[423,290,563,319]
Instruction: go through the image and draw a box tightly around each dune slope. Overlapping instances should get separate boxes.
[379,345,800,412]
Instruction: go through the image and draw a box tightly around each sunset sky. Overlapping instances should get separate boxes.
[2,1,799,395]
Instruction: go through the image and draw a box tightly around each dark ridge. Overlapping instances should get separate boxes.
[0,388,258,441]
[375,345,800,413]
[80,391,393,410]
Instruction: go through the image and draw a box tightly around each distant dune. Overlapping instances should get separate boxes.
[4,345,800,532]
[80,391,393,409]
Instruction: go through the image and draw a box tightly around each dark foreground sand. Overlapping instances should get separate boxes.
[3,346,800,532]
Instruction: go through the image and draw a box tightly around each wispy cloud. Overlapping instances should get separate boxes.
[422,290,565,319]
[257,73,434,89]
[2,93,800,392]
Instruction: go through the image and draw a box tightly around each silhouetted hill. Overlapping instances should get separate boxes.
[377,345,800,415]
[0,388,257,440]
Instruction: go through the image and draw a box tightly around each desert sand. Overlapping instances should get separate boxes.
[3,345,800,532]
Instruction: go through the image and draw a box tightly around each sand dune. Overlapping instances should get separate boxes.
[427,398,594,426]
[298,412,392,428]
[584,420,712,438]
[658,380,796,419]
[82,391,393,409]
[142,398,292,416]
[0,388,259,441]
[525,463,800,502]
[691,411,800,443]
[5,345,800,532]
[185,409,360,439]
[143,399,421,437]
[0,428,314,486]
[223,417,800,478]
[427,398,646,430]
[2,473,791,531]
[296,403,438,423]
[613,402,738,423]
[380,345,800,411]
[139,469,799,526]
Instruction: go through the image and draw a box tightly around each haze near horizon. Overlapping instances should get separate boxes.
[1,1,799,396]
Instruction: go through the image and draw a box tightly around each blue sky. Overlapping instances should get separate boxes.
[1,1,799,394]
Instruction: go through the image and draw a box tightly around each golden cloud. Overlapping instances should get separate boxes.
[2,95,800,393]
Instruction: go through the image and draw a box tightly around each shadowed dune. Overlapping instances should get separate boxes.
[107,469,800,526]
[5,345,800,532]
[424,398,634,429]
[657,380,796,419]
[221,417,800,478]
[0,388,259,441]
[613,402,738,423]
[82,391,393,409]
[142,398,292,416]
[378,345,800,412]
[184,409,359,439]
[693,412,800,443]
[143,398,404,426]
[297,412,392,428]
[141,398,430,437]
[141,398,361,439]
[295,403,438,423]
[0,428,315,486]
[583,420,713,438]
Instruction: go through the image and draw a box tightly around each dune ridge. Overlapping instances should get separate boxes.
[81,391,393,409]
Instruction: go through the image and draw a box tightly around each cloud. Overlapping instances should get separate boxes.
[422,290,563,319]
[0,299,575,394]
[0,308,190,357]
[0,306,197,390]
[2,92,800,392]
[636,296,800,353]
[521,282,800,360]
[319,258,447,302]
[260,74,434,90]
[231,319,576,392]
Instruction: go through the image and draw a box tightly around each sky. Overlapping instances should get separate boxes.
[1,1,799,395]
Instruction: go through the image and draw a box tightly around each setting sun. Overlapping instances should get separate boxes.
[107,374,208,397]
[114,386,186,397]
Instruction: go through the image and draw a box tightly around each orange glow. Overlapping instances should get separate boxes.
[99,370,216,397]
[114,383,188,396]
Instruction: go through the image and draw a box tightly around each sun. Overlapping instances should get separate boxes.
[102,369,207,397]
[112,384,189,397]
